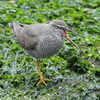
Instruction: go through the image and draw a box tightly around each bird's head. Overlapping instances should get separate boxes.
[49,20,84,49]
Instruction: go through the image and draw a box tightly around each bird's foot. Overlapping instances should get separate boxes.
[37,76,52,86]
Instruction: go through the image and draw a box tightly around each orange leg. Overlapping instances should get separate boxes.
[36,60,52,86]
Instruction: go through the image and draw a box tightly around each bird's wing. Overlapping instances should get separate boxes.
[10,22,38,50]
[22,24,47,37]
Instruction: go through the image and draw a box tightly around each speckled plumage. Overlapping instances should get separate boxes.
[10,20,66,59]
[9,20,84,86]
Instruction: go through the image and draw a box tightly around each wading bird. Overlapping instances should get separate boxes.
[9,20,84,86]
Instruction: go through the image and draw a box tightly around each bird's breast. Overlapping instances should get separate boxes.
[25,34,64,59]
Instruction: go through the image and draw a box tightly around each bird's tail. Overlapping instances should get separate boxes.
[9,22,14,29]
[9,22,22,37]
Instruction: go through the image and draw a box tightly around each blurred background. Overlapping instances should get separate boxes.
[0,0,100,99]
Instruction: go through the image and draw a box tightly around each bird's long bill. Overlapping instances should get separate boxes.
[62,31,79,49]
[66,28,85,38]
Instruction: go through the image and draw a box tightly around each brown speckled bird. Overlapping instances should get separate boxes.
[9,20,84,86]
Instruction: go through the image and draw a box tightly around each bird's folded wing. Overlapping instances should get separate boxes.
[10,22,38,50]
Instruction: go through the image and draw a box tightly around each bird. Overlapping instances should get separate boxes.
[9,20,84,86]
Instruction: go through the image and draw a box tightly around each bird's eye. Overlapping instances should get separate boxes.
[56,25,65,30]
[56,25,60,29]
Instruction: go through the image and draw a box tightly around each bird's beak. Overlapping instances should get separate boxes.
[62,28,84,49]
[66,28,85,38]
[62,31,79,49]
